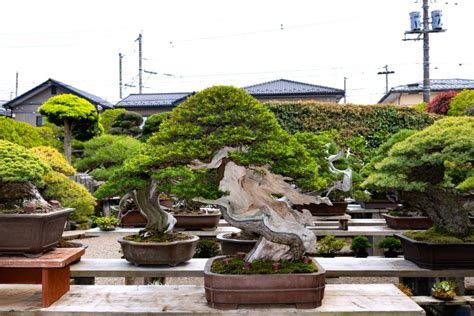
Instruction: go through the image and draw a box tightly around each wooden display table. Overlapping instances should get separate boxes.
[0,247,85,307]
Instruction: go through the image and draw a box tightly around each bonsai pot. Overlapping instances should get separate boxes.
[382,213,433,230]
[173,212,221,231]
[204,256,326,309]
[294,202,348,216]
[353,249,369,258]
[118,235,199,266]
[397,233,474,269]
[216,233,257,255]
[358,199,398,209]
[0,208,74,257]
[119,210,147,228]
[383,250,400,258]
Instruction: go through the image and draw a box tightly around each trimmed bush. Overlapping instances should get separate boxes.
[427,91,458,115]
[42,171,96,227]
[0,116,49,148]
[100,108,127,133]
[448,89,474,116]
[141,112,171,140]
[266,101,437,148]
[109,111,143,137]
[31,146,76,176]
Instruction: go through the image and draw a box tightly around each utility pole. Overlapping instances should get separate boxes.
[377,65,395,94]
[15,72,18,97]
[119,53,124,99]
[343,77,347,104]
[135,33,143,94]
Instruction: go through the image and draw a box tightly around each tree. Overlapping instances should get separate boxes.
[96,86,328,262]
[108,111,143,137]
[141,112,170,140]
[363,117,474,237]
[426,91,458,115]
[38,94,98,163]
[100,108,126,133]
[448,89,474,116]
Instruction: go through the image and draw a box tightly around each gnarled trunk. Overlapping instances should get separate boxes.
[132,183,176,235]
[402,188,473,237]
[0,182,50,212]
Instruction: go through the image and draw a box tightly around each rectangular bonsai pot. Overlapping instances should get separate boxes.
[358,200,398,209]
[397,233,474,269]
[294,202,348,216]
[0,208,74,257]
[383,214,433,230]
[204,256,326,309]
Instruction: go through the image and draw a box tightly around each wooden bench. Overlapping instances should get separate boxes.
[0,248,85,307]
[347,204,390,219]
[0,284,425,315]
[85,226,240,238]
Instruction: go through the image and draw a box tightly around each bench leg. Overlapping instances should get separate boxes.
[42,267,70,307]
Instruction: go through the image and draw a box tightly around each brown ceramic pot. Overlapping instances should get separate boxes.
[119,210,147,228]
[0,208,74,257]
[174,212,221,230]
[397,233,474,269]
[204,256,326,309]
[294,202,348,216]
[382,213,433,229]
[118,235,199,266]
[216,233,257,255]
[358,200,398,209]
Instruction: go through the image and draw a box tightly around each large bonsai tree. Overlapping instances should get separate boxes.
[363,117,474,237]
[96,86,329,261]
[39,94,99,163]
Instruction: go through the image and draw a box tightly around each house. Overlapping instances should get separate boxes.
[2,78,113,127]
[378,78,474,105]
[0,101,10,116]
[116,79,345,117]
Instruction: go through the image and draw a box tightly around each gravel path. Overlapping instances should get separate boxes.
[72,234,474,289]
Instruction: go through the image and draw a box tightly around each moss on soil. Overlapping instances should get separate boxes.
[124,232,193,243]
[210,257,317,275]
[405,226,474,243]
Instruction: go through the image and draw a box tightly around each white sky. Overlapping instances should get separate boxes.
[0,0,472,104]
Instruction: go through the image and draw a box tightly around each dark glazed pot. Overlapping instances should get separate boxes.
[204,256,326,309]
[382,214,433,229]
[216,233,257,255]
[294,202,348,216]
[353,249,369,258]
[118,235,199,266]
[0,208,74,257]
[174,212,221,231]
[397,233,474,269]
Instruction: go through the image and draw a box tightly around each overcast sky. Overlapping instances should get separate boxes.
[0,0,472,104]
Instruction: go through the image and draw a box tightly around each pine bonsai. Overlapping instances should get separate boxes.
[363,117,474,237]
[96,86,328,261]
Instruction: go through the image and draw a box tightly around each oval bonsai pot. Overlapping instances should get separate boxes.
[396,233,474,269]
[118,235,199,266]
[294,202,348,216]
[382,213,433,230]
[204,256,326,309]
[216,233,257,255]
[0,208,74,257]
[174,212,221,231]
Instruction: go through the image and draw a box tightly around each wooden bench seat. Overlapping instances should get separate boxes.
[0,284,425,315]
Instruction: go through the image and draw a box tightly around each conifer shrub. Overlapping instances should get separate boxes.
[0,116,49,148]
[31,146,76,176]
[100,108,127,133]
[141,112,171,140]
[108,111,143,137]
[448,89,474,116]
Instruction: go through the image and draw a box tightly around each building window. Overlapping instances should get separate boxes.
[36,116,45,127]
[51,86,57,95]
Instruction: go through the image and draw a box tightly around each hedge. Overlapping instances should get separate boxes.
[265,101,437,148]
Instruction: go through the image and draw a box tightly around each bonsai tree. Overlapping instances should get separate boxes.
[316,235,344,257]
[38,94,99,163]
[100,108,126,133]
[141,112,171,141]
[96,86,329,262]
[108,111,143,137]
[363,117,474,238]
[350,235,371,257]
[377,236,402,257]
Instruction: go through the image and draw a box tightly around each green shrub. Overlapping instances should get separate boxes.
[316,235,344,255]
[377,236,402,251]
[0,140,50,187]
[193,239,221,258]
[266,101,437,148]
[412,102,427,112]
[31,146,76,176]
[42,171,96,228]
[95,216,118,231]
[350,236,371,251]
[0,116,49,148]
[109,111,143,137]
[448,89,474,116]
[141,112,171,140]
[74,135,143,181]
[464,105,474,116]
[100,108,127,133]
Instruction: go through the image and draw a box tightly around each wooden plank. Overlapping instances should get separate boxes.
[0,284,425,315]
[69,257,474,279]
[0,248,85,268]
[0,268,42,284]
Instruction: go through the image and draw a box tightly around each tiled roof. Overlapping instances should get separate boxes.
[379,78,474,103]
[243,79,344,96]
[116,92,192,108]
[0,101,10,116]
[3,78,113,109]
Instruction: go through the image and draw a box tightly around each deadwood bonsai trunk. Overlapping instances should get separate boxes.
[402,188,473,237]
[0,182,51,212]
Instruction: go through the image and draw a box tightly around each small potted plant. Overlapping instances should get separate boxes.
[431,280,457,300]
[316,235,345,257]
[350,235,372,258]
[95,216,119,231]
[377,236,402,258]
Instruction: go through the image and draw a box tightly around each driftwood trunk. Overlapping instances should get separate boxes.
[402,188,473,237]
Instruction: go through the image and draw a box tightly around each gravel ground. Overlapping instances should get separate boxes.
[72,234,474,289]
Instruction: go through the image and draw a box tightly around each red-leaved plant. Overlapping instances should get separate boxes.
[426,91,459,115]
